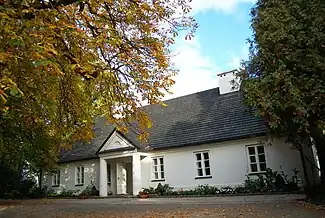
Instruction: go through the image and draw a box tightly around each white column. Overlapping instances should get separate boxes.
[132,153,142,196]
[99,158,108,197]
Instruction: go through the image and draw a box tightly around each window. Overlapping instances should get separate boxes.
[52,170,60,187]
[75,166,84,185]
[247,145,267,173]
[152,157,165,180]
[107,164,111,184]
[195,151,211,177]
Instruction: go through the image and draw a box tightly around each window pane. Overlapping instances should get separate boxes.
[258,154,266,162]
[248,147,255,155]
[161,172,165,179]
[197,162,202,168]
[197,169,203,177]
[204,160,210,168]
[153,159,158,165]
[260,163,267,171]
[203,152,209,160]
[196,153,201,161]
[205,168,211,176]
[154,172,159,179]
[250,156,256,163]
[154,166,158,172]
[159,158,164,164]
[257,146,264,154]
[160,164,164,172]
[250,164,258,172]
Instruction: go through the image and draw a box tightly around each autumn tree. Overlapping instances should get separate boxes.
[0,0,197,170]
[242,0,325,184]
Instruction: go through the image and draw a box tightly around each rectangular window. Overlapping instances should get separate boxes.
[52,170,60,187]
[195,151,211,177]
[247,144,267,173]
[75,166,85,185]
[152,157,164,180]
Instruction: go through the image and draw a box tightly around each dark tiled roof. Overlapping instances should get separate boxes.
[59,88,268,162]
[143,88,268,149]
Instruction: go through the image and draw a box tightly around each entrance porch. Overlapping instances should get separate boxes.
[99,151,145,197]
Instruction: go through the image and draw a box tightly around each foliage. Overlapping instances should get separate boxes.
[155,183,174,196]
[46,188,80,197]
[0,162,37,198]
[142,187,156,194]
[0,0,197,170]
[243,168,299,193]
[141,174,300,197]
[241,0,325,182]
[79,185,99,196]
[193,184,218,195]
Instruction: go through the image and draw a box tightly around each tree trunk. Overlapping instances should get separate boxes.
[297,143,311,188]
[311,128,325,184]
[39,168,43,193]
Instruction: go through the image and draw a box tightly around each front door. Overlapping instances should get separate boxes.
[116,161,127,194]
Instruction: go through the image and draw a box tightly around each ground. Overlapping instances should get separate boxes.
[1,194,325,218]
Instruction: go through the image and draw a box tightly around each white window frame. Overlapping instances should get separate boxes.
[152,157,165,180]
[75,166,85,185]
[52,170,60,187]
[194,151,211,178]
[246,144,267,173]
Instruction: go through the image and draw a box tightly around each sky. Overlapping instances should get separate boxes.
[165,0,256,99]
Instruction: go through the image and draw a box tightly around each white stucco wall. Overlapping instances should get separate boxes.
[140,136,316,190]
[45,135,318,195]
[43,159,100,193]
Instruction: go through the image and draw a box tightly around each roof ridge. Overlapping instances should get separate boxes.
[141,87,221,109]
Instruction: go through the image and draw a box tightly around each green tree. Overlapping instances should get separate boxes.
[0,0,197,170]
[242,0,325,184]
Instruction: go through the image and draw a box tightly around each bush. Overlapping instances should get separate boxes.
[142,187,156,194]
[243,168,299,193]
[60,189,79,197]
[155,183,173,196]
[194,184,218,195]
[217,186,235,194]
[0,164,37,198]
[79,185,99,196]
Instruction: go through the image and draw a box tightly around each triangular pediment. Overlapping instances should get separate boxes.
[99,131,135,153]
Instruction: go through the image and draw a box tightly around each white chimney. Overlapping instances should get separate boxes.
[217,69,241,95]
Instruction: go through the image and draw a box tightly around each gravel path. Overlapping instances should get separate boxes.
[0,195,324,218]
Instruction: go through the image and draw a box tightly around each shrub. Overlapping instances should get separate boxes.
[217,186,235,194]
[60,189,79,197]
[155,183,173,196]
[142,187,156,194]
[79,185,98,196]
[194,184,218,195]
[243,168,299,193]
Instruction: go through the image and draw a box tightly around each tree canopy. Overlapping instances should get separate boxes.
[0,0,197,169]
[242,0,325,182]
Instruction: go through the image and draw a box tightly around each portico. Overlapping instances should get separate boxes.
[97,130,149,197]
[99,151,143,196]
